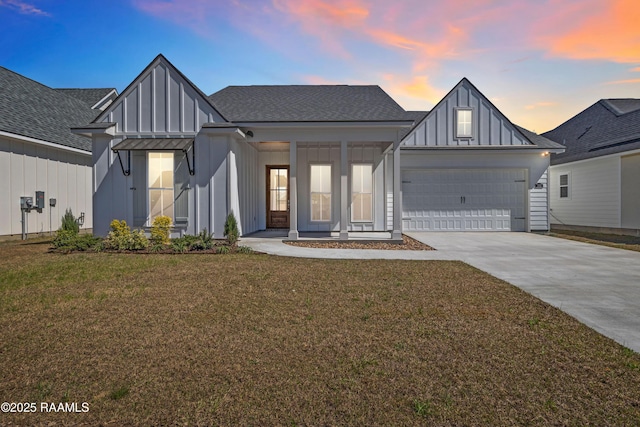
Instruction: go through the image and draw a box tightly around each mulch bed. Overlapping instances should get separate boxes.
[284,234,434,250]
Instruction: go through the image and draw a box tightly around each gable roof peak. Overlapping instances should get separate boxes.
[92,53,228,124]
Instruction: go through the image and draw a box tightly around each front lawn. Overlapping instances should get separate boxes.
[1,241,639,425]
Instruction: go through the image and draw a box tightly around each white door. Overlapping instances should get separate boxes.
[402,169,527,231]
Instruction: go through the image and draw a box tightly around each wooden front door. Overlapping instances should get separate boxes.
[267,166,290,228]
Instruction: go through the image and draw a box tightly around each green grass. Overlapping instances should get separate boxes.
[1,240,639,425]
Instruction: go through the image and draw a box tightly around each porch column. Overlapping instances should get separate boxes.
[288,141,299,240]
[340,140,349,239]
[392,139,402,240]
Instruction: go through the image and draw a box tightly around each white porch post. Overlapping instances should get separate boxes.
[340,140,349,239]
[392,139,402,240]
[288,141,299,240]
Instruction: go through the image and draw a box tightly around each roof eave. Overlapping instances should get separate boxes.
[0,130,92,155]
[71,123,117,138]
[230,120,415,128]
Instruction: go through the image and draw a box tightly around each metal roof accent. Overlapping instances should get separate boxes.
[111,138,196,176]
[111,138,194,151]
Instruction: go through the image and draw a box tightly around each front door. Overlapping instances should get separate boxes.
[267,166,289,228]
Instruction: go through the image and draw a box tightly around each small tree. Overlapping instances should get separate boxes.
[60,208,79,234]
[224,212,239,246]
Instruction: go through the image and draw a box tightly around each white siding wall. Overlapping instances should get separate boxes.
[102,61,224,133]
[230,139,259,236]
[549,157,621,228]
[529,170,549,231]
[621,153,640,229]
[0,135,92,237]
[402,80,529,148]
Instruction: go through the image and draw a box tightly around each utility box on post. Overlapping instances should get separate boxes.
[35,191,45,212]
[20,196,33,210]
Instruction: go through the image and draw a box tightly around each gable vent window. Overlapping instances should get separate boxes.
[559,173,569,198]
[456,108,473,138]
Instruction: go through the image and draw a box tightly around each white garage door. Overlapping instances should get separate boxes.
[402,169,527,231]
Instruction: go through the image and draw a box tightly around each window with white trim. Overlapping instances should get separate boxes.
[148,152,174,221]
[310,164,331,221]
[559,173,569,198]
[456,108,473,138]
[351,164,373,222]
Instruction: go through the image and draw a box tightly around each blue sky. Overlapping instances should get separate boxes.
[1,0,639,132]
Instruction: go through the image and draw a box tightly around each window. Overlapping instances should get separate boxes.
[559,173,569,198]
[352,164,372,222]
[310,164,331,221]
[269,168,288,211]
[456,108,473,138]
[148,152,174,221]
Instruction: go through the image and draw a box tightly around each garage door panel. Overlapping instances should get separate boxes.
[402,169,526,232]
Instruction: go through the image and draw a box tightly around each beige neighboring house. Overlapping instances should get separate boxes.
[0,65,116,238]
[544,99,640,235]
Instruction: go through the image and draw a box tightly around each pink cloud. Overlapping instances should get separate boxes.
[0,0,49,16]
[382,74,445,109]
[536,0,640,63]
[605,78,640,85]
[525,102,557,110]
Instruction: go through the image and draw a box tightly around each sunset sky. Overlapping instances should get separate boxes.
[1,0,639,132]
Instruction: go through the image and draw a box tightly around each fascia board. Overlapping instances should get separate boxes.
[0,130,92,155]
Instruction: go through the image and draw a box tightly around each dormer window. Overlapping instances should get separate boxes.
[456,108,473,138]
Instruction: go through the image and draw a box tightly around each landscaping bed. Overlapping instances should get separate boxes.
[285,234,434,250]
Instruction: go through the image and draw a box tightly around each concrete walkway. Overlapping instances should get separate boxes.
[240,232,640,352]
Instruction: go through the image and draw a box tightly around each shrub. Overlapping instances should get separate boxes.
[192,228,215,250]
[150,215,172,246]
[52,231,100,252]
[171,238,189,253]
[237,245,253,254]
[60,209,79,234]
[52,229,79,250]
[224,212,239,246]
[104,219,149,251]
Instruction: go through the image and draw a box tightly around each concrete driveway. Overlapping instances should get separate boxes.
[407,232,640,353]
[242,232,640,352]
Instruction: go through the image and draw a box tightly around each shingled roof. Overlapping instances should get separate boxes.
[0,66,99,152]
[543,99,640,165]
[56,88,115,108]
[208,85,410,122]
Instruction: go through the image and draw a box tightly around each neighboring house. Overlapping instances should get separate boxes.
[544,99,640,235]
[56,88,118,111]
[75,54,563,239]
[0,65,116,238]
